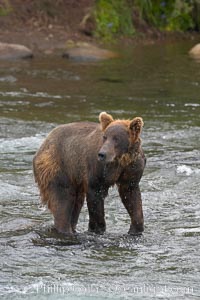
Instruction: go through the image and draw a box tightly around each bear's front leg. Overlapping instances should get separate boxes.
[118,184,144,235]
[86,187,108,234]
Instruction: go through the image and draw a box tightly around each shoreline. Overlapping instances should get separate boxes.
[0,26,199,57]
[0,0,199,57]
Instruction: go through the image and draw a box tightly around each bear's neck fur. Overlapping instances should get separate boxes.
[119,139,141,167]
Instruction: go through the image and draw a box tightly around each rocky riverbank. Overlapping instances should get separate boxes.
[0,0,199,60]
[0,0,95,54]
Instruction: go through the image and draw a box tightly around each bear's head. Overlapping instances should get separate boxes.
[98,112,144,165]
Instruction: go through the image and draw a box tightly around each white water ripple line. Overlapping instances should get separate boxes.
[0,76,17,83]
[0,91,64,99]
[184,103,200,107]
[176,165,200,176]
[0,135,44,153]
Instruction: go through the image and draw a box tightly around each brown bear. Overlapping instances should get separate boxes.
[33,112,146,235]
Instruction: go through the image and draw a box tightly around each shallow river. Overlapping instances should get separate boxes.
[0,40,200,299]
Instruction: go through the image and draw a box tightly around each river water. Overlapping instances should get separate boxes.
[0,40,200,299]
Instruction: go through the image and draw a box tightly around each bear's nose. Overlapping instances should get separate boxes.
[98,152,106,161]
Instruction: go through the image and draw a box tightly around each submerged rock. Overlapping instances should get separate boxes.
[189,43,200,59]
[0,42,33,60]
[63,43,119,62]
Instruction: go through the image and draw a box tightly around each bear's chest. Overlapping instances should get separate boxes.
[96,163,122,187]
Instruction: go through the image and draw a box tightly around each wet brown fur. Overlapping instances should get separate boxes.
[33,145,60,207]
[99,112,144,167]
[33,112,146,235]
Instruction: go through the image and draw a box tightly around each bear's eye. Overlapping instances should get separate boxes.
[113,136,119,142]
[103,135,107,141]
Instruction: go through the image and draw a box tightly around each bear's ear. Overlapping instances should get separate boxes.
[129,117,144,142]
[99,112,114,131]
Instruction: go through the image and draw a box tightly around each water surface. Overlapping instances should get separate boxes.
[0,40,200,299]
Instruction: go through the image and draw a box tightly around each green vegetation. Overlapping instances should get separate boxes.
[0,0,12,16]
[135,0,195,31]
[94,0,135,40]
[1,0,200,40]
[94,0,200,39]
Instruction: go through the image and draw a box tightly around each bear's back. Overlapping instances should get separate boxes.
[49,121,98,139]
[34,121,103,184]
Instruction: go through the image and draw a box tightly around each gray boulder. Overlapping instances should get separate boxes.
[63,43,119,62]
[0,42,33,60]
[189,43,200,59]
